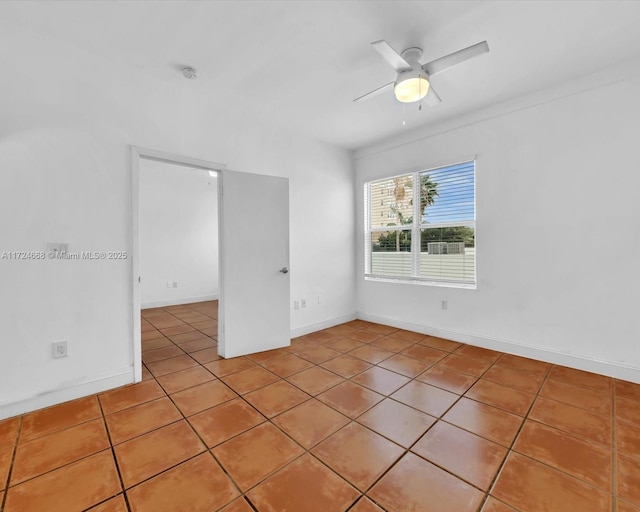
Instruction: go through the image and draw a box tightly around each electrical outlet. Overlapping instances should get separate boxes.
[317,295,322,304]
[172,281,178,288]
[52,340,68,358]
[301,298,306,308]
[166,281,172,288]
[441,299,448,310]
[293,300,300,310]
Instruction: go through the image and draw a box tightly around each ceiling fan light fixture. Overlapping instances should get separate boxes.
[394,74,430,103]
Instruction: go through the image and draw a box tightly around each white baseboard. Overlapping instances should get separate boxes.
[142,294,219,309]
[0,369,134,420]
[357,311,640,384]
[290,312,358,339]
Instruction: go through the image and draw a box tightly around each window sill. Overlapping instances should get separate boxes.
[364,275,477,290]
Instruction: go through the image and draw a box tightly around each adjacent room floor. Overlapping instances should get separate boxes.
[1,301,638,511]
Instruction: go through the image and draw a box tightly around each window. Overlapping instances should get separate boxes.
[364,160,476,287]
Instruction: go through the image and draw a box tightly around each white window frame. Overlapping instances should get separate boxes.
[364,160,476,289]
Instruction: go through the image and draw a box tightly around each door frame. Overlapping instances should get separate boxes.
[130,146,226,382]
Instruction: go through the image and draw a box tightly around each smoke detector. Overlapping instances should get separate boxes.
[182,67,199,80]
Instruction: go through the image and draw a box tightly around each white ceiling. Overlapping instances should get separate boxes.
[3,0,640,150]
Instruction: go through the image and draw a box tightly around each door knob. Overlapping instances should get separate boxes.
[279,267,289,274]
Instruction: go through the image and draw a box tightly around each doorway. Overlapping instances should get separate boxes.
[130,147,292,383]
[139,159,219,310]
[130,147,225,382]
[138,157,220,377]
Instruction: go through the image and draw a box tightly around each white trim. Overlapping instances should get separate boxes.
[411,174,420,277]
[363,182,372,275]
[130,146,227,383]
[216,171,226,357]
[357,311,640,384]
[369,226,412,233]
[141,295,219,309]
[130,146,226,173]
[0,370,134,420]
[130,147,141,382]
[364,275,477,289]
[290,312,358,339]
[417,221,475,230]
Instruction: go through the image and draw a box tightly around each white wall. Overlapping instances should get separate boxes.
[139,160,218,308]
[354,65,640,383]
[0,26,355,419]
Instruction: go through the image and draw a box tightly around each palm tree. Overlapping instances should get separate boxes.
[417,174,439,221]
[385,174,439,252]
[388,175,439,251]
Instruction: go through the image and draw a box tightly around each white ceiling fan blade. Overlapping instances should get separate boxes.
[371,40,411,72]
[423,85,442,107]
[353,81,394,102]
[422,41,489,77]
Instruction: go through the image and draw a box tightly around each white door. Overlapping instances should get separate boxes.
[217,170,290,358]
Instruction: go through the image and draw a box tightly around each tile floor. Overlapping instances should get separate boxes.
[1,300,639,511]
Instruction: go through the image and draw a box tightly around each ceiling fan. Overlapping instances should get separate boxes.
[354,40,490,106]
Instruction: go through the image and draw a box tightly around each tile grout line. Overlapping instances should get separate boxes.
[245,332,534,509]
[247,421,365,510]
[403,353,503,509]
[612,379,617,512]
[121,302,218,503]
[210,383,323,501]
[350,364,487,508]
[193,374,356,509]
[150,368,252,510]
[194,328,401,509]
[143,306,217,347]
[3,411,127,495]
[488,363,619,506]
[477,357,553,511]
[95,395,133,512]
[106,368,243,509]
[316,346,498,510]
[360,351,509,509]
[0,416,22,512]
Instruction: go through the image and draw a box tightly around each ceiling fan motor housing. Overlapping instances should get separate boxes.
[395,48,430,103]
[400,47,424,65]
